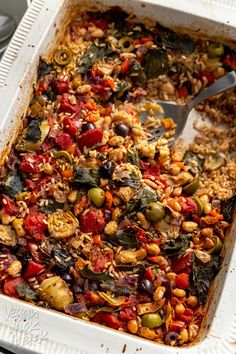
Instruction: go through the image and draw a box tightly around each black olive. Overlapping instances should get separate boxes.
[72,285,83,294]
[115,123,129,137]
[100,161,115,178]
[62,274,73,283]
[140,279,154,295]
[164,331,179,346]
[81,122,95,133]
[89,281,99,291]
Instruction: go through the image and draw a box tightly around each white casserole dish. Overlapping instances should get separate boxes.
[0,0,236,353]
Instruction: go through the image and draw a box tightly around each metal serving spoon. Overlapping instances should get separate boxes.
[143,70,236,143]
[0,13,16,54]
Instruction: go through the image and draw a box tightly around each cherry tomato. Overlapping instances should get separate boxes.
[1,195,19,215]
[24,213,47,240]
[54,79,69,94]
[169,320,185,331]
[80,210,105,234]
[23,259,44,279]
[77,129,103,150]
[3,276,23,298]
[55,132,73,150]
[175,273,190,289]
[93,312,123,330]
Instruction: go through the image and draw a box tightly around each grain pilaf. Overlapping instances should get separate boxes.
[0,7,235,347]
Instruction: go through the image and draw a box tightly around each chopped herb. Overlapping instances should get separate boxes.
[127,149,140,167]
[0,171,23,198]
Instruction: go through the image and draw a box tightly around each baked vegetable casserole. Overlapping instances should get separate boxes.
[0,7,235,347]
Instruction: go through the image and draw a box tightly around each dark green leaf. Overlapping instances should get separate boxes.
[183,151,204,175]
[162,235,190,257]
[15,282,38,301]
[26,119,42,142]
[105,229,138,249]
[115,263,146,275]
[39,200,64,215]
[73,167,100,188]
[78,44,114,74]
[0,171,23,198]
[115,81,132,99]
[129,60,146,85]
[81,265,114,282]
[221,195,236,222]
[159,27,196,54]
[127,149,140,167]
[113,175,140,188]
[144,49,169,79]
[192,255,220,304]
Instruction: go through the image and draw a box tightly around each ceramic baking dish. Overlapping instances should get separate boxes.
[0,0,236,353]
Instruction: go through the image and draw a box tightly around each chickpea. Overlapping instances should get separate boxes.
[43,163,53,175]
[137,212,151,231]
[175,304,185,315]
[205,237,214,249]
[166,272,176,281]
[127,319,139,334]
[108,136,125,147]
[146,243,160,256]
[104,221,118,235]
[8,260,22,277]
[68,190,78,204]
[112,208,121,221]
[199,194,210,204]
[187,296,198,308]
[153,286,166,301]
[12,218,26,237]
[108,148,123,162]
[139,327,156,340]
[182,221,198,232]
[169,165,181,176]
[201,228,213,238]
[172,187,182,197]
[172,288,186,297]
[204,203,212,215]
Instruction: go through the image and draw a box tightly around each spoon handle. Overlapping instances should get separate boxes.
[188,70,236,110]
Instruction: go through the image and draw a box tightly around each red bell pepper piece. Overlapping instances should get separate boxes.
[179,197,198,214]
[77,129,103,150]
[3,276,23,298]
[144,267,155,282]
[55,131,73,150]
[120,58,130,74]
[24,213,47,240]
[1,195,19,216]
[63,117,77,137]
[59,93,77,114]
[20,154,44,174]
[177,86,188,98]
[80,210,105,234]
[175,273,190,289]
[143,165,160,178]
[119,308,137,321]
[23,259,44,279]
[169,320,185,331]
[223,52,236,70]
[93,312,123,330]
[177,308,194,324]
[171,252,193,274]
[54,79,69,94]
[198,71,215,86]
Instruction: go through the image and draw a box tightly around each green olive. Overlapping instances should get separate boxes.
[118,37,134,52]
[144,202,166,223]
[54,150,73,164]
[182,178,200,195]
[141,312,163,329]
[205,58,222,72]
[54,48,72,66]
[203,153,226,171]
[192,197,204,216]
[207,236,223,254]
[88,188,105,207]
[207,43,224,58]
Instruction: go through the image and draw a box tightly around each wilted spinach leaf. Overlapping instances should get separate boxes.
[39,200,64,215]
[183,151,204,175]
[221,195,236,222]
[159,27,196,54]
[73,167,100,187]
[78,44,114,74]
[81,265,114,282]
[162,235,190,257]
[0,171,23,198]
[26,119,42,142]
[15,282,38,301]
[38,58,53,78]
[105,229,138,249]
[127,149,140,167]
[192,255,220,304]
[113,174,140,188]
[129,60,146,85]
[144,49,169,79]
